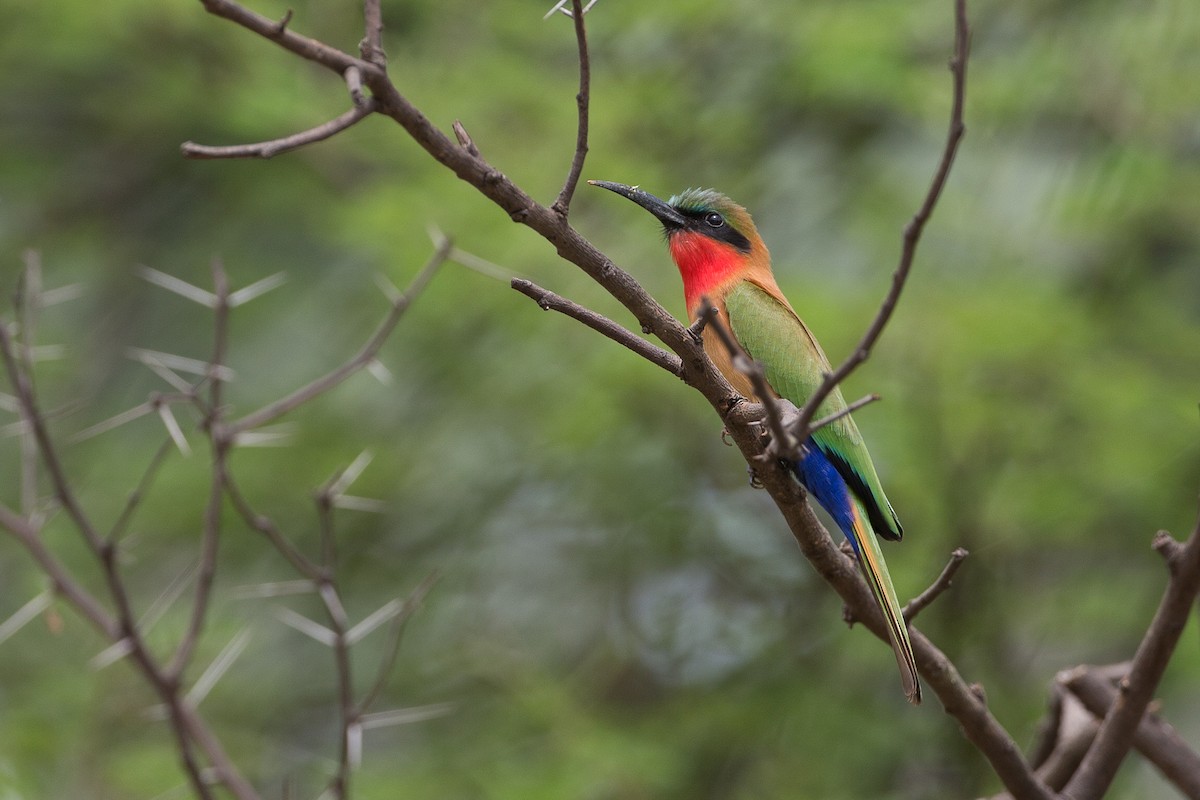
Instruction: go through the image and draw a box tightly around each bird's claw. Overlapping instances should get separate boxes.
[747,465,764,489]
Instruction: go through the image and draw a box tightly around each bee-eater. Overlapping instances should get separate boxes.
[591,180,920,704]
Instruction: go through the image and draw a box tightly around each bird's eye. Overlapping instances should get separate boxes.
[704,212,725,228]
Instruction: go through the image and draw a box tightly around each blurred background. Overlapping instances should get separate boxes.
[1,0,1199,797]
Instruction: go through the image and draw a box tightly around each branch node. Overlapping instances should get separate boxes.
[452,120,480,157]
[1152,529,1183,572]
[274,8,294,36]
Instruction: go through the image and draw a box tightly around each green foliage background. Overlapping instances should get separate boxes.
[1,0,1199,797]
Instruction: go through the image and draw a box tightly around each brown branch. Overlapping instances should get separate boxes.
[345,66,367,108]
[224,472,322,579]
[790,0,969,443]
[0,503,119,638]
[1063,519,1200,800]
[698,298,796,458]
[511,278,681,375]
[360,0,386,67]
[198,0,373,75]
[807,392,881,437]
[1065,664,1200,798]
[181,100,377,159]
[550,0,590,218]
[903,546,968,621]
[723,401,1053,800]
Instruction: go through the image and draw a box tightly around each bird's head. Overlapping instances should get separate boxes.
[590,181,769,313]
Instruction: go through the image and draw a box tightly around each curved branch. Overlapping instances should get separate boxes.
[790,0,970,442]
[512,279,682,375]
[181,100,378,160]
[550,0,591,217]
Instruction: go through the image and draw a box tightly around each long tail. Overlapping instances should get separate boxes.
[846,498,921,704]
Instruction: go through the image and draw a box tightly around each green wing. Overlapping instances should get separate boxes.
[725,280,903,540]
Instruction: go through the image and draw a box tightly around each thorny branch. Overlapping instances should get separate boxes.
[0,237,450,796]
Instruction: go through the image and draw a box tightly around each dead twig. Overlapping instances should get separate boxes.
[181,101,378,159]
[903,547,968,621]
[550,0,590,218]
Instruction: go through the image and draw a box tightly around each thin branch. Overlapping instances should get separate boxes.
[223,472,322,579]
[698,298,795,457]
[550,0,590,218]
[181,100,378,160]
[229,240,451,434]
[345,66,367,108]
[0,503,119,638]
[356,571,440,715]
[198,0,373,75]
[789,0,969,443]
[106,437,177,543]
[511,278,681,375]
[359,0,386,67]
[168,260,231,681]
[807,393,881,437]
[903,546,968,621]
[1063,517,1200,800]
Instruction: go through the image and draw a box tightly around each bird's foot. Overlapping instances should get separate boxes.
[746,465,764,489]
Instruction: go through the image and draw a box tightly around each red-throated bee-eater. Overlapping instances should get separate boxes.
[591,180,920,704]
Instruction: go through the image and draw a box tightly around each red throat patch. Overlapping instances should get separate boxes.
[668,232,747,313]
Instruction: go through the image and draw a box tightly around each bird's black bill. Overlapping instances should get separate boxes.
[588,180,687,229]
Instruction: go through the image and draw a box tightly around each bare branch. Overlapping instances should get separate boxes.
[229,240,452,434]
[697,298,795,457]
[807,393,881,437]
[789,0,969,443]
[1065,664,1200,798]
[356,571,439,714]
[550,0,591,218]
[511,278,681,375]
[168,260,232,681]
[903,547,968,621]
[359,0,386,67]
[182,100,378,160]
[197,0,372,75]
[1063,518,1200,800]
